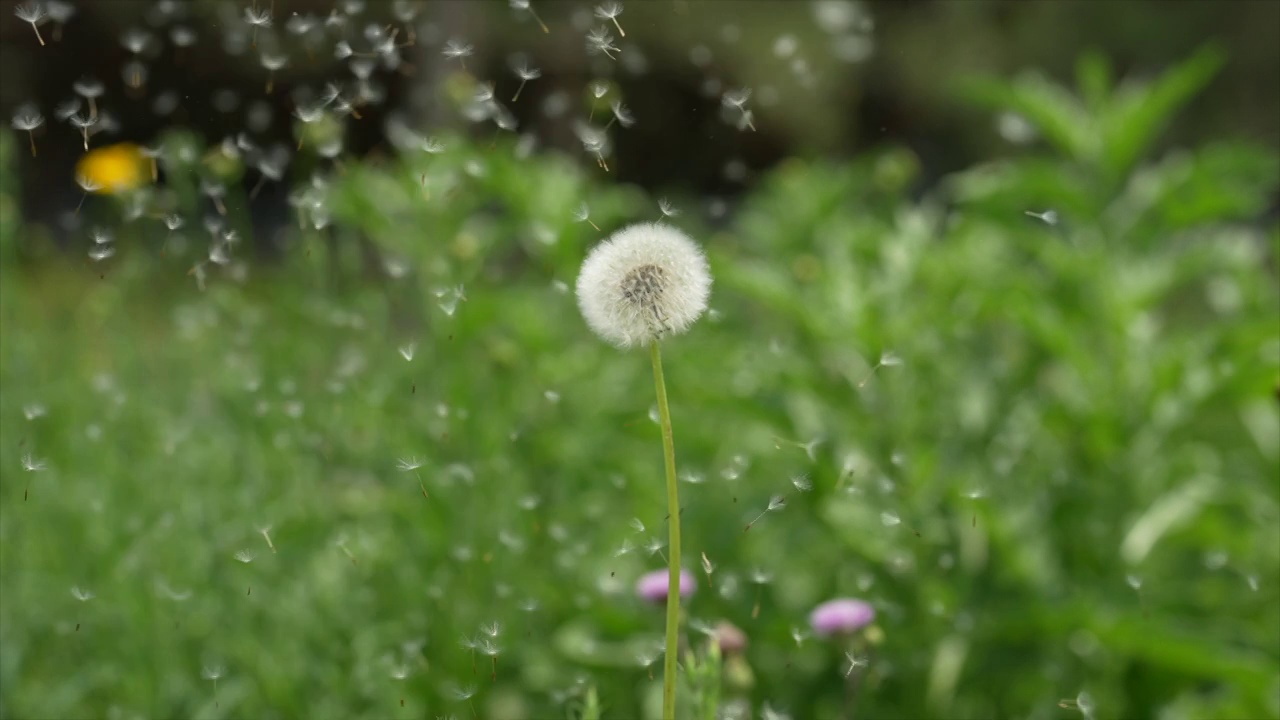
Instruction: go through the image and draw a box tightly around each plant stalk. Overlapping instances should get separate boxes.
[650,340,682,720]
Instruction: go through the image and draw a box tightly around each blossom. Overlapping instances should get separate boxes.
[75,143,148,194]
[575,222,712,348]
[809,598,875,637]
[635,568,695,604]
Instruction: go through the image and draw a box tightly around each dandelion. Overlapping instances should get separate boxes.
[90,228,112,245]
[11,105,43,157]
[478,637,501,679]
[744,494,786,532]
[1025,209,1059,225]
[170,25,196,48]
[572,202,600,231]
[202,664,225,706]
[446,681,478,718]
[72,77,103,119]
[700,550,715,587]
[511,59,541,101]
[233,549,255,563]
[843,651,869,678]
[657,197,680,217]
[574,120,612,171]
[54,98,80,121]
[606,100,634,129]
[577,223,710,720]
[45,0,72,41]
[14,2,46,46]
[71,586,94,601]
[73,174,101,215]
[69,113,96,151]
[809,598,875,638]
[791,474,813,492]
[260,51,288,94]
[243,6,271,48]
[442,39,473,69]
[595,1,625,36]
[88,245,115,262]
[577,222,711,348]
[722,88,756,131]
[586,26,618,59]
[257,524,276,553]
[857,350,903,388]
[120,27,151,54]
[508,0,549,34]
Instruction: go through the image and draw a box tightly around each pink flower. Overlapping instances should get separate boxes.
[809,598,874,637]
[636,568,695,604]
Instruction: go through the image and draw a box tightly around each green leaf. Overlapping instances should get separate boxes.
[960,73,1099,163]
[1101,44,1227,178]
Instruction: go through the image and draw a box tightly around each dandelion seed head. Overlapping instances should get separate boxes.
[575,222,711,348]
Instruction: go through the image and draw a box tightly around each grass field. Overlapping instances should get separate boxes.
[2,51,1279,720]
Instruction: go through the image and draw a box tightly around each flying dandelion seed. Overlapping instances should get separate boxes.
[257,524,276,553]
[745,494,786,531]
[233,549,255,564]
[606,100,634,129]
[511,59,541,101]
[595,1,626,37]
[69,113,96,151]
[586,26,619,60]
[260,52,288,94]
[72,77,103,119]
[857,351,902,387]
[243,6,271,48]
[508,0,549,33]
[443,39,474,69]
[14,2,47,46]
[201,664,225,707]
[1025,209,1059,225]
[74,173,101,214]
[573,202,601,231]
[657,197,680,217]
[722,88,756,131]
[11,106,43,157]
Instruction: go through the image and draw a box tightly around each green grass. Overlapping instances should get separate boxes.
[1,53,1278,720]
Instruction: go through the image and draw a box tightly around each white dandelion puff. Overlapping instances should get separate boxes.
[595,1,625,37]
[15,2,47,46]
[575,222,712,348]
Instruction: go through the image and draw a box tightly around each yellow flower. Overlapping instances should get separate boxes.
[75,143,148,194]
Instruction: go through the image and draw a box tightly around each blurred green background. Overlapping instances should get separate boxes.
[1,1,1278,719]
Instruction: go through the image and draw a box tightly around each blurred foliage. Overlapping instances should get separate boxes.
[1,49,1278,720]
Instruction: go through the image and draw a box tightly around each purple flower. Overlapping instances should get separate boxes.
[809,598,875,637]
[636,568,695,604]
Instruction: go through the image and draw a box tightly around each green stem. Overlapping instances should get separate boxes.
[650,341,682,720]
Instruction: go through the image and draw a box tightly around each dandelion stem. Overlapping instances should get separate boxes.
[649,340,682,720]
[27,131,36,158]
